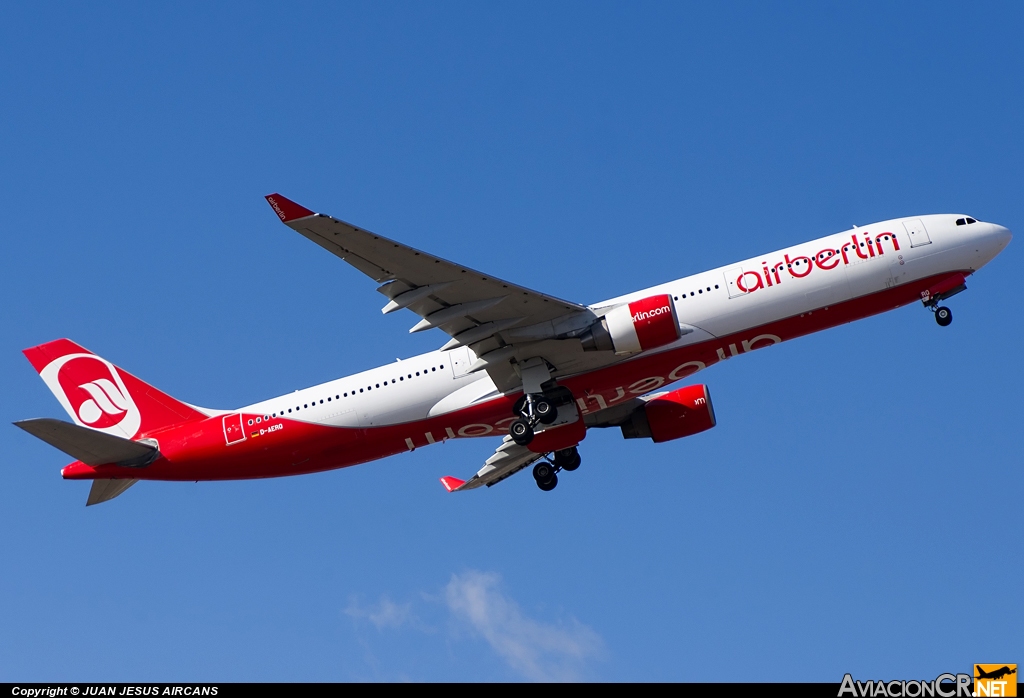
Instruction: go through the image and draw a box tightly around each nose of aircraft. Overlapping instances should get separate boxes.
[975,222,1013,268]
[990,223,1013,252]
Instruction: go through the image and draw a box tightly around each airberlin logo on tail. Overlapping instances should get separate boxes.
[76,378,130,424]
[39,353,142,438]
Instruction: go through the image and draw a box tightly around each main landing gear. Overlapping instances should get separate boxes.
[509,391,582,491]
[509,394,558,447]
[532,446,582,491]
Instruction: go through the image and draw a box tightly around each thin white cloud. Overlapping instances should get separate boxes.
[344,594,414,631]
[444,570,604,682]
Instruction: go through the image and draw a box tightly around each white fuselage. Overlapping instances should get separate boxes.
[241,214,1011,431]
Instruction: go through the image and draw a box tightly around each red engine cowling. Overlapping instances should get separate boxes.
[582,294,681,355]
[620,384,716,443]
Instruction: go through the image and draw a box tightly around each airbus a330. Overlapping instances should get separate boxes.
[15,195,1012,504]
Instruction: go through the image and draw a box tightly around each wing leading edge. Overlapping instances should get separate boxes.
[264,193,605,391]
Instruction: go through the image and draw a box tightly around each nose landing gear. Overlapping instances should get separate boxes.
[532,446,581,491]
[921,276,966,328]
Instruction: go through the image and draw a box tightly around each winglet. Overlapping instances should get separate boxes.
[265,193,315,223]
[439,476,466,492]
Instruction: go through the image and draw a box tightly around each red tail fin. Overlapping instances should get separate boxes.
[23,339,208,439]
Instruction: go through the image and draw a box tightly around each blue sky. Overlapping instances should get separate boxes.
[1,2,1021,682]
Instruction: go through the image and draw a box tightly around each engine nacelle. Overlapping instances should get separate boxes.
[620,384,716,443]
[581,294,681,355]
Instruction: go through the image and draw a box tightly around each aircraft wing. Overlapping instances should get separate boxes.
[266,194,603,391]
[441,435,546,491]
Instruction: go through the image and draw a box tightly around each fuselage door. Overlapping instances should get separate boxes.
[223,413,246,445]
[903,219,931,248]
[448,346,473,378]
[724,267,748,298]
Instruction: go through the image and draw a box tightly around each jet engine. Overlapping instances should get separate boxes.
[620,384,716,443]
[581,293,681,355]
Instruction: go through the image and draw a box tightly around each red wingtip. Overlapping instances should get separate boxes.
[265,193,315,223]
[440,476,466,492]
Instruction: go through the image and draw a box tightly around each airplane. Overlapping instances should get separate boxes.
[976,666,1017,681]
[14,195,1012,505]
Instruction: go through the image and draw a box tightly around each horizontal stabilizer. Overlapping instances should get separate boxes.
[14,418,158,467]
[87,478,138,506]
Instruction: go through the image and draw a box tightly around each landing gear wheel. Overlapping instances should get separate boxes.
[533,462,559,491]
[510,418,534,446]
[533,461,555,482]
[553,447,581,472]
[534,397,558,425]
[537,474,558,491]
[935,306,952,327]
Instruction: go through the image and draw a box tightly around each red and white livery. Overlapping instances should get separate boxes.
[16,196,1012,504]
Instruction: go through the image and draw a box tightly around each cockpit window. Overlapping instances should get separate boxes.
[956,217,978,226]
[966,217,977,224]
